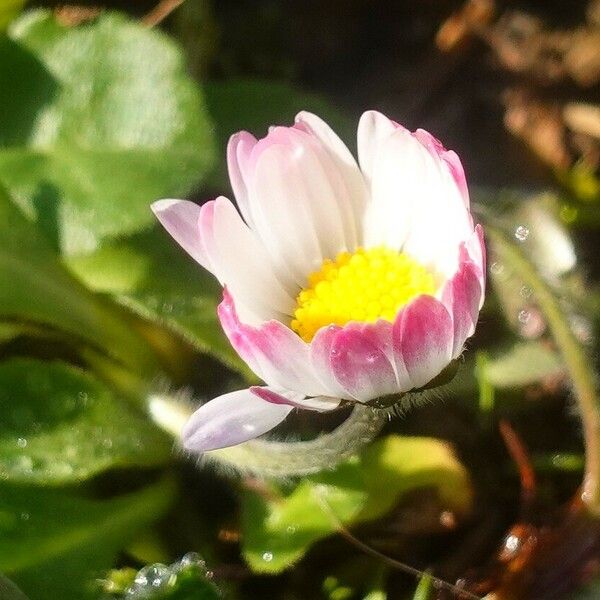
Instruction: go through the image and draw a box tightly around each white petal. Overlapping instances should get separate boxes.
[365,128,472,277]
[295,111,368,243]
[357,110,398,185]
[182,388,296,453]
[152,199,212,271]
[247,129,353,285]
[210,197,296,321]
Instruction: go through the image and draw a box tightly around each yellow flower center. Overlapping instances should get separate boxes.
[291,247,437,342]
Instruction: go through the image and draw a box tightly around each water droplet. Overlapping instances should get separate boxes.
[134,563,172,590]
[504,533,520,554]
[178,551,205,570]
[262,551,273,562]
[162,302,174,314]
[102,438,113,449]
[20,511,30,521]
[16,438,27,449]
[286,525,297,534]
[518,310,530,324]
[519,286,533,299]
[514,225,530,242]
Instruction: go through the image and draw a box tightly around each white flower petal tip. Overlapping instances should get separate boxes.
[154,109,486,450]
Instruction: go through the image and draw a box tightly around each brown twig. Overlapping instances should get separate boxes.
[498,419,537,513]
[143,0,185,27]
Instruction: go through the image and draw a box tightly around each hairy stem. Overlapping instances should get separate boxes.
[487,226,600,515]
[149,391,387,477]
[208,404,387,477]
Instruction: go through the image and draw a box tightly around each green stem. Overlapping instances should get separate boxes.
[487,226,600,515]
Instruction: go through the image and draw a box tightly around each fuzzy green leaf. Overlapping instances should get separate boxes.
[0,358,171,485]
[0,10,214,254]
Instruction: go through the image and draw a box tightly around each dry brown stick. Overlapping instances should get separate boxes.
[498,419,537,512]
[143,0,185,27]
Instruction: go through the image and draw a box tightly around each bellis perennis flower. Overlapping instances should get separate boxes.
[152,110,485,454]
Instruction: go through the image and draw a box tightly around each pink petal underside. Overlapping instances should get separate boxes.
[442,258,484,358]
[217,290,332,397]
[394,295,454,389]
[329,323,399,402]
[181,387,295,453]
[250,386,342,412]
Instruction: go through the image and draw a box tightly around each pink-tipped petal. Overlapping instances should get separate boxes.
[152,199,212,271]
[413,129,469,207]
[250,386,342,412]
[310,325,350,399]
[218,290,333,396]
[394,295,454,389]
[442,258,484,358]
[182,387,296,453]
[330,323,398,402]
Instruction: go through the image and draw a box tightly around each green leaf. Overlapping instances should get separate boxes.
[485,341,565,389]
[0,0,24,30]
[204,78,354,187]
[0,10,215,254]
[66,227,251,375]
[0,358,171,485]
[0,189,159,373]
[241,435,472,573]
[0,573,30,600]
[358,436,472,521]
[0,478,176,600]
[411,573,433,600]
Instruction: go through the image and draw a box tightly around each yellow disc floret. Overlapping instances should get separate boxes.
[291,247,436,342]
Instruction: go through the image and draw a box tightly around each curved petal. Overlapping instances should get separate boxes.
[247,128,355,284]
[208,197,296,322]
[227,131,258,228]
[152,199,211,271]
[250,386,342,412]
[413,129,469,207]
[365,127,473,275]
[182,387,296,453]
[393,295,454,389]
[329,322,399,402]
[441,253,484,359]
[357,110,399,185]
[295,111,368,242]
[218,290,333,396]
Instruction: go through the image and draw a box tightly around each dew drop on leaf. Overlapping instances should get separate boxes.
[514,225,530,242]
